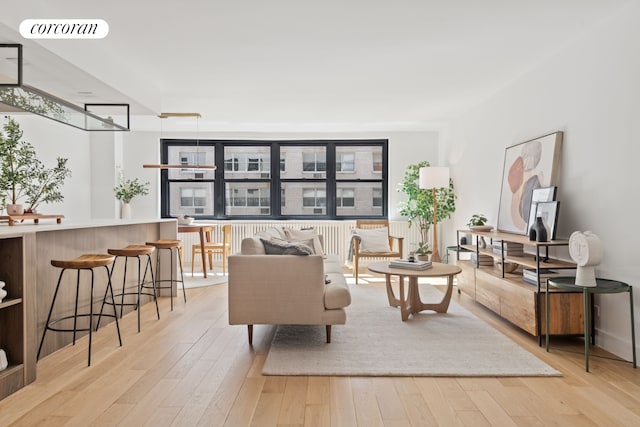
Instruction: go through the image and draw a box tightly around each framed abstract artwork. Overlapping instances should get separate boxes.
[497,131,563,235]
[526,186,557,235]
[535,201,560,240]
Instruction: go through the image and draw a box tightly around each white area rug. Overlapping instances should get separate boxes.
[183,272,227,289]
[262,281,561,377]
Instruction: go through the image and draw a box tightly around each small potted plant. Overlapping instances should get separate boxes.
[414,241,432,261]
[114,175,149,219]
[467,214,491,230]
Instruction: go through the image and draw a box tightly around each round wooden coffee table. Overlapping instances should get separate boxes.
[367,261,462,321]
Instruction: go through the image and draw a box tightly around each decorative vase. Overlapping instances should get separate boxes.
[0,280,6,303]
[5,204,24,215]
[529,216,548,242]
[121,202,132,220]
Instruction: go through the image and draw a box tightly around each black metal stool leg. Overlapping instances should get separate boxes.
[37,268,66,361]
[120,256,128,319]
[73,270,81,345]
[146,254,160,319]
[137,255,142,332]
[88,268,94,366]
[177,246,186,303]
[170,247,174,311]
[105,265,123,347]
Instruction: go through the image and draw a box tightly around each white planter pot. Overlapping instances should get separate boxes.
[6,204,24,215]
[121,202,132,219]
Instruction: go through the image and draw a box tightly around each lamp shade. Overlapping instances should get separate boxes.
[419,166,450,189]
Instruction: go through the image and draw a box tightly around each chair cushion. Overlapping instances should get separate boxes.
[354,227,391,252]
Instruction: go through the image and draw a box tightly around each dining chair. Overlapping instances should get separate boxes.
[192,224,232,275]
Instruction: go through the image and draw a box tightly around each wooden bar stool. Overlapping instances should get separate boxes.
[145,239,186,311]
[98,244,160,333]
[37,254,122,367]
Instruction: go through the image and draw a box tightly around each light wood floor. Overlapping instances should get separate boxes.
[1,277,639,426]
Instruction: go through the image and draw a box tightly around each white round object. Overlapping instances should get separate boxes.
[568,231,603,266]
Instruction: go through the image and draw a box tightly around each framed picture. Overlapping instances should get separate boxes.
[526,186,557,235]
[534,201,560,240]
[497,131,563,235]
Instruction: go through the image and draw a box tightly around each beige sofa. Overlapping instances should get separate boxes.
[228,227,351,345]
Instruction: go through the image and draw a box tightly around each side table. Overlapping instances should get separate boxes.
[546,276,636,372]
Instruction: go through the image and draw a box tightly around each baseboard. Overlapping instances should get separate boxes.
[595,327,637,362]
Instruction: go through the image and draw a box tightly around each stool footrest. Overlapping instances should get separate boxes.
[46,313,117,333]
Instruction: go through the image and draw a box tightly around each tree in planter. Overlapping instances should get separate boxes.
[397,160,456,254]
[0,116,71,213]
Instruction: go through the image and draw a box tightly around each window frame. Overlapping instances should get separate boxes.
[160,138,388,220]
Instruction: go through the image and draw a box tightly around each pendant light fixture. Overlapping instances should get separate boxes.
[143,112,216,169]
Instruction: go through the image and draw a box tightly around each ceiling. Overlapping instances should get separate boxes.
[0,0,633,132]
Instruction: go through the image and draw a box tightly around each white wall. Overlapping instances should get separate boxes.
[4,115,92,220]
[442,2,640,359]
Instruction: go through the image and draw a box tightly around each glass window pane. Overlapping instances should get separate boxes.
[167,145,215,180]
[336,182,383,216]
[169,182,214,216]
[224,146,271,178]
[281,146,326,179]
[225,182,271,215]
[281,182,326,215]
[336,145,382,180]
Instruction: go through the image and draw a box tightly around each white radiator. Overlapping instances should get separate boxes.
[178,220,422,267]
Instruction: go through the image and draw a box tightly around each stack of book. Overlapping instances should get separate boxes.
[470,252,494,266]
[389,258,432,270]
[492,241,524,256]
[522,268,576,285]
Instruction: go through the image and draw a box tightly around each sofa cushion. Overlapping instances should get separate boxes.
[284,228,324,255]
[261,238,314,255]
[255,227,287,240]
[241,237,266,255]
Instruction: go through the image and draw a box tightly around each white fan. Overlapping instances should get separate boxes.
[568,231,603,287]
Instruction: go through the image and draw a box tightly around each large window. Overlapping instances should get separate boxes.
[161,139,388,219]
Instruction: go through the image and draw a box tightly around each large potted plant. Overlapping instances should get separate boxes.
[398,160,456,255]
[0,116,71,215]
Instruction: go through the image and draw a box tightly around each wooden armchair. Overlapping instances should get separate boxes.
[352,219,403,284]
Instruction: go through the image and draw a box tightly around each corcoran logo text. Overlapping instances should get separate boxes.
[19,19,109,39]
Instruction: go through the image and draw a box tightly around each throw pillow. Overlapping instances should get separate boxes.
[260,238,313,255]
[270,237,317,255]
[284,228,325,255]
[353,227,391,252]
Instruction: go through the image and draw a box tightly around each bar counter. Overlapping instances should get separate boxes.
[0,218,177,399]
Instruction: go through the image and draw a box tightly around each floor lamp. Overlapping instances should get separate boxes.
[419,166,450,263]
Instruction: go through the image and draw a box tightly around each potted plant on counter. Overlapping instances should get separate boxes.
[0,116,71,215]
[114,175,149,219]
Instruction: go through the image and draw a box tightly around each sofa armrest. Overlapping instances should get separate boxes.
[228,254,326,325]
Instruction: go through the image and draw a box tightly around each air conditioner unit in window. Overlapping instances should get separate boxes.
[195,172,204,179]
[261,173,270,178]
[313,173,322,178]
[260,208,270,214]
[195,208,204,214]
[313,208,323,214]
